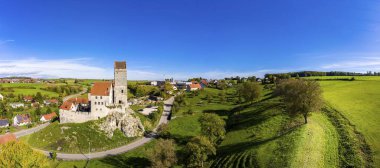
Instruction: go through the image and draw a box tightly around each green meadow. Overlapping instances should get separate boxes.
[319,78,380,166]
[0,83,60,97]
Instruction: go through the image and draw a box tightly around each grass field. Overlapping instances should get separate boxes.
[207,91,338,168]
[319,79,380,166]
[26,121,137,153]
[0,83,60,97]
[303,76,380,81]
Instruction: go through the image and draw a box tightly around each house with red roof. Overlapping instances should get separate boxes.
[44,99,59,105]
[60,97,89,112]
[23,96,33,102]
[200,79,209,88]
[187,83,202,91]
[40,112,57,122]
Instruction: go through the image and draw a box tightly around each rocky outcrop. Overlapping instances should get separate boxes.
[99,109,145,138]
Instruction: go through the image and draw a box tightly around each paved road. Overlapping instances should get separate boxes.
[16,96,174,160]
[63,87,88,102]
[13,122,50,138]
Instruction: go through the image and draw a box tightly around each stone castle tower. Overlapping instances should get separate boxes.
[114,61,128,106]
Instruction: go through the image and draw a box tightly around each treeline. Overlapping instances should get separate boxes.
[41,85,82,95]
[265,71,380,78]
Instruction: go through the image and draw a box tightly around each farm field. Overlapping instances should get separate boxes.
[0,83,60,97]
[319,78,380,166]
[303,76,380,81]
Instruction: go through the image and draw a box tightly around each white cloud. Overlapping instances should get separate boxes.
[0,58,286,80]
[321,57,380,72]
[0,58,112,79]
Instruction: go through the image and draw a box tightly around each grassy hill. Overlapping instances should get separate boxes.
[319,78,380,166]
[24,121,136,154]
[209,91,341,168]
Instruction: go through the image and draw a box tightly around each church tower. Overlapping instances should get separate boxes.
[113,61,128,107]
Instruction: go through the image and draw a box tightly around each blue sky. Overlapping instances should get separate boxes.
[0,0,380,79]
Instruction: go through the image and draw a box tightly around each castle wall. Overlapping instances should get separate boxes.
[60,107,111,124]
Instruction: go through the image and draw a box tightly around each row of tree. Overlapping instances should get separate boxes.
[266,70,380,79]
[149,113,226,167]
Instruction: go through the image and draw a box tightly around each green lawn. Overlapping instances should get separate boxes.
[0,83,60,97]
[319,79,380,166]
[27,121,137,154]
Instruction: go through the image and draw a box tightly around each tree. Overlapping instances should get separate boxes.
[34,92,43,103]
[45,107,52,114]
[185,136,216,167]
[199,113,226,144]
[0,141,50,167]
[275,79,323,124]
[237,82,262,103]
[35,107,41,117]
[148,139,177,168]
[157,123,170,138]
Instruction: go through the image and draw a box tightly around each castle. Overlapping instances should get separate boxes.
[59,61,129,123]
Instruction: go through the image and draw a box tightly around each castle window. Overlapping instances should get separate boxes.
[119,100,122,104]
[100,96,102,99]
[95,96,98,99]
[121,90,124,93]
[101,102,103,105]
[96,108,98,111]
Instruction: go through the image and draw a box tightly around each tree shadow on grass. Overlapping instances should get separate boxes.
[99,155,150,168]
[216,123,303,156]
[170,134,194,145]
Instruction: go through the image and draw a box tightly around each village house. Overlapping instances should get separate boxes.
[60,97,89,112]
[9,102,24,109]
[40,112,57,122]
[187,83,202,91]
[23,96,33,102]
[0,119,9,128]
[13,114,32,126]
[0,93,3,101]
[200,79,209,88]
[0,133,16,145]
[44,99,59,105]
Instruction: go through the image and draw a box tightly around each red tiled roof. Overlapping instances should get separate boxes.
[201,79,208,85]
[42,112,57,120]
[91,82,112,96]
[60,101,73,110]
[189,83,202,89]
[49,99,58,104]
[60,97,88,110]
[24,96,33,101]
[0,133,16,145]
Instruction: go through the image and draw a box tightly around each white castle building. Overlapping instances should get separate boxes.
[59,61,129,123]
